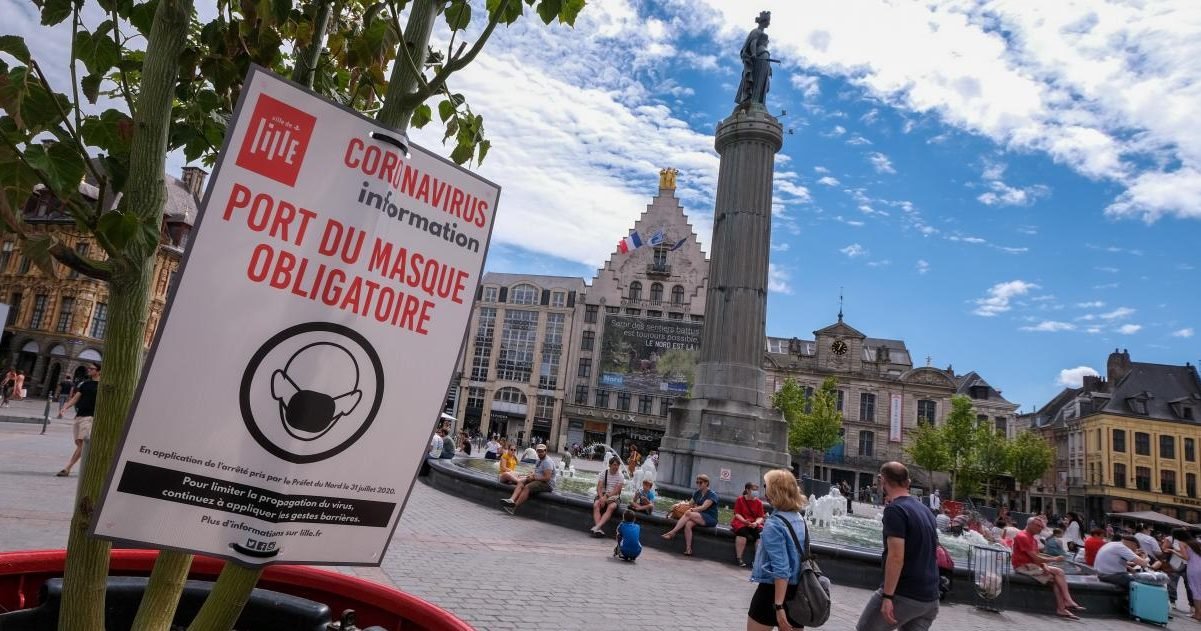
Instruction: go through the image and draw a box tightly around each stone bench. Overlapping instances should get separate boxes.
[423,458,1129,618]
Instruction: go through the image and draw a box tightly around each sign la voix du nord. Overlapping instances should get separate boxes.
[93,67,499,566]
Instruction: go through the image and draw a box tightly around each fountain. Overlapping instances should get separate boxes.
[631,455,657,491]
[805,486,846,529]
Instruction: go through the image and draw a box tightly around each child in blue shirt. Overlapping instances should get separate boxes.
[614,510,642,561]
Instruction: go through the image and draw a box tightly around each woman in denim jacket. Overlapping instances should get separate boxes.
[747,468,809,631]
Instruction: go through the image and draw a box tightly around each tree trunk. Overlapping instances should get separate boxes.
[130,552,194,631]
[293,0,335,88]
[57,0,192,628]
[376,0,438,130]
[185,565,264,631]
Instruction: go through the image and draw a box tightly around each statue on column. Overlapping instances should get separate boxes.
[735,11,774,109]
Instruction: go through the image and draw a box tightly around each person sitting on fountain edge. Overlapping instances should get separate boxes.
[629,478,656,516]
[614,510,642,562]
[1011,516,1086,620]
[662,473,719,556]
[497,443,520,485]
[732,481,766,568]
[500,444,554,515]
[590,456,625,537]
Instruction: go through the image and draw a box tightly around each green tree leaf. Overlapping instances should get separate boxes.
[24,141,86,198]
[411,103,432,128]
[0,36,32,63]
[437,99,455,123]
[21,234,59,278]
[95,209,143,251]
[559,0,585,26]
[449,141,473,165]
[39,0,75,26]
[535,0,561,24]
[74,27,121,75]
[81,73,103,104]
[81,109,135,155]
[476,138,490,164]
[129,0,161,35]
[445,0,471,30]
[487,0,524,25]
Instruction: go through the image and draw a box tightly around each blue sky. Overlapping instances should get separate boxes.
[10,0,1199,411]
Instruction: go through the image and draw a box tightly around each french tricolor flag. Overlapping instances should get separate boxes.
[616,231,643,254]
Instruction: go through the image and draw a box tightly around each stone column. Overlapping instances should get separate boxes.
[656,108,792,496]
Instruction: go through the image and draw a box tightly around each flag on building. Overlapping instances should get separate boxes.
[669,235,688,251]
[616,231,643,254]
[648,229,666,246]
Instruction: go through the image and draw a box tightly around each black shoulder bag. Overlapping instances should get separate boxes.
[775,514,832,628]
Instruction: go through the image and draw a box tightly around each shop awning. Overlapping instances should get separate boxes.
[1109,511,1194,528]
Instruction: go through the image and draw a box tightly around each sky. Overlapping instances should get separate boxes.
[8,0,1200,413]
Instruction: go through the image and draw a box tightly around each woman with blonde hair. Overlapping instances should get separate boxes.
[497,442,520,485]
[747,469,809,631]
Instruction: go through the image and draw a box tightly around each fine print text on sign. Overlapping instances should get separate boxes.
[93,67,498,566]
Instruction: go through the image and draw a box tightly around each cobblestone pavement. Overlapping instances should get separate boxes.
[2,421,1194,630]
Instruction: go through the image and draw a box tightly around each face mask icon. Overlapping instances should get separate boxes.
[270,342,363,441]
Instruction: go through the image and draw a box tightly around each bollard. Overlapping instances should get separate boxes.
[41,397,51,434]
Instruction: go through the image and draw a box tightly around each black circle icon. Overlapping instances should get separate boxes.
[240,322,384,463]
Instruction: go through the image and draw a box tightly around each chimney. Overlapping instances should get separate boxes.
[1108,348,1132,384]
[1081,375,1105,394]
[179,166,209,200]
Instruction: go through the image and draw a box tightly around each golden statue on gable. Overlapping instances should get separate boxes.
[659,167,679,190]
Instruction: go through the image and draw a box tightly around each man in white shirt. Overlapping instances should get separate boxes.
[930,489,941,511]
[589,456,625,536]
[1094,535,1152,588]
[1133,523,1161,561]
[429,431,443,458]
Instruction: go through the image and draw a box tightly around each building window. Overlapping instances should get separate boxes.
[550,291,566,308]
[917,399,936,425]
[1135,466,1152,492]
[1135,432,1151,456]
[859,393,876,422]
[858,431,875,457]
[1161,435,1176,460]
[30,294,48,329]
[1186,438,1195,462]
[581,330,595,351]
[577,357,591,378]
[55,297,75,333]
[18,256,30,274]
[606,306,620,314]
[671,285,685,304]
[1114,463,1126,488]
[638,395,652,414]
[594,389,609,408]
[494,387,527,405]
[668,312,684,320]
[496,309,538,382]
[574,385,588,404]
[994,417,1007,436]
[68,243,89,279]
[510,284,539,305]
[650,283,663,303]
[628,282,642,301]
[625,308,640,316]
[647,310,662,318]
[617,391,631,411]
[1188,473,1197,498]
[836,390,845,413]
[652,247,668,268]
[659,398,670,416]
[482,286,498,302]
[977,414,988,425]
[470,307,496,381]
[466,387,485,410]
[1162,470,1177,495]
[89,302,108,338]
[585,304,598,323]
[0,241,12,272]
[535,395,555,420]
[537,313,564,389]
[6,293,20,326]
[1113,429,1126,453]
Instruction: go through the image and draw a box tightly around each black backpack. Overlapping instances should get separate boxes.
[775,514,832,627]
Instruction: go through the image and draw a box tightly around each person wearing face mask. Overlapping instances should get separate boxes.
[732,481,766,568]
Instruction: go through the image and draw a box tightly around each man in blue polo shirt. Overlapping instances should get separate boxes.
[856,461,940,631]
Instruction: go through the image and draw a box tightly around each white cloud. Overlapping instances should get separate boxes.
[1117,324,1142,335]
[1075,301,1105,308]
[1095,266,1120,273]
[1100,307,1135,320]
[789,74,821,100]
[868,152,896,174]
[866,259,892,268]
[1021,320,1076,332]
[834,215,865,227]
[976,160,1051,206]
[1057,366,1099,387]
[916,259,930,274]
[817,176,841,186]
[1172,328,1195,338]
[840,243,868,258]
[973,280,1039,317]
[768,263,792,294]
[814,166,830,174]
[825,125,847,137]
[846,135,873,146]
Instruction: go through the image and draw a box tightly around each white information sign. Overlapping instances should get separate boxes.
[93,67,498,566]
[889,393,903,443]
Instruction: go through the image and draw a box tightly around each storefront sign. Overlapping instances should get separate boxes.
[93,67,498,566]
[889,393,903,443]
[562,404,666,429]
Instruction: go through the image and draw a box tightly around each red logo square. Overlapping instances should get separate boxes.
[235,94,316,187]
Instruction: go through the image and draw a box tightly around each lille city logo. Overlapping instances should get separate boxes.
[235,94,316,187]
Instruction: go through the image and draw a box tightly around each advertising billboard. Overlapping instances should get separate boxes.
[598,315,700,395]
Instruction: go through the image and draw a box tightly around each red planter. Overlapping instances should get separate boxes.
[0,549,472,631]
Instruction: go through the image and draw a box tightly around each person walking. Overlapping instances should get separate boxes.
[56,363,100,477]
[1181,531,1201,621]
[856,462,940,631]
[746,468,808,631]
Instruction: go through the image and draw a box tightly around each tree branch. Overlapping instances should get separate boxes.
[29,59,105,187]
[112,8,137,117]
[49,241,112,281]
[396,0,506,112]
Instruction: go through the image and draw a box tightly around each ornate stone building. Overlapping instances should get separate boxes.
[764,314,1019,494]
[0,167,203,395]
[558,169,710,456]
[445,272,584,447]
